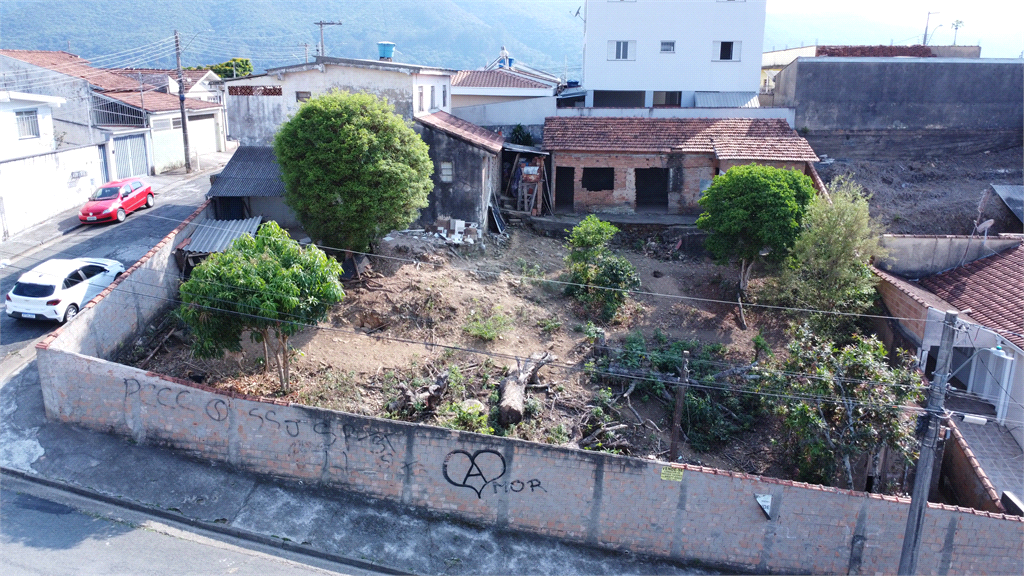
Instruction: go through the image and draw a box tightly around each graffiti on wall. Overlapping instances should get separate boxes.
[442,449,546,498]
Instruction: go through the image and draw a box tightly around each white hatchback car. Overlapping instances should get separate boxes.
[5,258,124,323]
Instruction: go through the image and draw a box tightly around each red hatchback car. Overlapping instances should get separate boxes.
[79,178,154,224]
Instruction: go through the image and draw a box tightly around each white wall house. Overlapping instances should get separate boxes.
[111,68,223,103]
[224,53,455,146]
[0,90,65,161]
[582,0,766,108]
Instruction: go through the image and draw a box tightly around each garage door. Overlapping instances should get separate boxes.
[188,114,217,154]
[113,134,149,178]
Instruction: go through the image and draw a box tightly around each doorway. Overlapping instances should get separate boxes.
[555,167,575,213]
[635,167,668,212]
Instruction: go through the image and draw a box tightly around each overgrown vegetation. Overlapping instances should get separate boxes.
[177,222,344,391]
[187,57,252,78]
[563,215,640,321]
[463,306,513,341]
[508,123,534,147]
[274,91,433,252]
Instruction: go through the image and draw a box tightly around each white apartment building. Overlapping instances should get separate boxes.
[582,0,766,108]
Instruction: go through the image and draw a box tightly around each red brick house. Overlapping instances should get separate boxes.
[542,117,820,214]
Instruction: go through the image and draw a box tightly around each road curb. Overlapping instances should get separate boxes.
[0,466,407,576]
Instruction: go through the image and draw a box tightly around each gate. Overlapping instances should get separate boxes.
[113,134,149,178]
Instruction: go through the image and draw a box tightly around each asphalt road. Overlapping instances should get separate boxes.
[0,474,380,576]
[0,176,210,361]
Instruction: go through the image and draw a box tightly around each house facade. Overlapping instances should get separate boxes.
[582,0,765,108]
[542,117,819,214]
[110,68,222,102]
[0,90,65,161]
[223,54,455,146]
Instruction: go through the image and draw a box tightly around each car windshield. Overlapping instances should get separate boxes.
[90,186,122,201]
[12,282,55,298]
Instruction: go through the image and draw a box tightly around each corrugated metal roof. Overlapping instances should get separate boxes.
[207,146,286,198]
[183,216,262,254]
[991,185,1024,223]
[694,91,760,108]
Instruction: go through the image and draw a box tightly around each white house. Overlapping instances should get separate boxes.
[110,68,223,102]
[450,48,560,110]
[582,0,766,108]
[0,90,65,161]
[223,49,455,146]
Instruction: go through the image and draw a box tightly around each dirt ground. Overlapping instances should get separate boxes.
[129,224,792,477]
[817,146,1023,235]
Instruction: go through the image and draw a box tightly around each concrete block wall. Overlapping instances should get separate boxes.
[32,198,1024,574]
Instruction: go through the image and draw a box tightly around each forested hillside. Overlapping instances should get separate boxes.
[0,0,584,75]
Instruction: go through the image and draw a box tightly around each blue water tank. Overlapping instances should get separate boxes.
[378,42,396,59]
[567,80,580,88]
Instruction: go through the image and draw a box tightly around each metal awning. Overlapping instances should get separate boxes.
[182,216,262,254]
[503,142,548,155]
[991,184,1023,223]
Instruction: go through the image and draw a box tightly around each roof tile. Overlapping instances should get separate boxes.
[0,49,142,91]
[100,90,222,113]
[452,69,552,89]
[416,111,504,153]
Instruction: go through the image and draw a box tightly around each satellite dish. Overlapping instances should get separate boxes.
[976,219,995,233]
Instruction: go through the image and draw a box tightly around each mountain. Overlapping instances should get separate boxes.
[0,0,585,77]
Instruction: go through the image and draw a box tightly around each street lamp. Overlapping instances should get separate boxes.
[922,11,939,45]
[925,24,943,46]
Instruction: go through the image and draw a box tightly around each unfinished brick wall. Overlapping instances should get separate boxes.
[942,419,1005,513]
[875,272,931,344]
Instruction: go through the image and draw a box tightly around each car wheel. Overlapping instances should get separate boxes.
[62,304,79,323]
[145,193,154,208]
[116,208,126,222]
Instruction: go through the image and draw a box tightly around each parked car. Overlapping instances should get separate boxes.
[5,258,125,323]
[79,178,154,224]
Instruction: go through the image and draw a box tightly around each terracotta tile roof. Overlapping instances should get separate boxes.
[415,111,503,153]
[815,45,935,58]
[452,69,552,89]
[110,68,213,87]
[99,91,222,113]
[712,136,819,162]
[542,117,811,158]
[0,49,142,91]
[919,244,1024,349]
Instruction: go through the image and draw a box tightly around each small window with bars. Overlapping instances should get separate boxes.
[296,91,311,102]
[16,110,40,139]
[439,161,454,183]
[660,41,675,53]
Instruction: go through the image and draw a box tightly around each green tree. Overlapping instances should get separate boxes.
[771,176,886,340]
[188,58,253,79]
[696,164,815,294]
[564,215,640,321]
[274,91,433,252]
[177,222,344,391]
[508,124,534,146]
[758,326,922,492]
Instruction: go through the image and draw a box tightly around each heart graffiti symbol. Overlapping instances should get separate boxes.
[442,449,506,498]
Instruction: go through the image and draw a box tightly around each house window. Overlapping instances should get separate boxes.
[418,87,424,112]
[607,40,636,61]
[172,117,183,129]
[151,118,172,131]
[582,167,614,191]
[16,110,40,139]
[660,41,675,53]
[440,161,453,183]
[714,41,741,61]
[430,86,436,110]
[442,85,447,107]
[653,91,682,107]
[296,91,311,102]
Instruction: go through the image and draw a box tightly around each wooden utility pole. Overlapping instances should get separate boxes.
[174,30,192,173]
[898,310,958,575]
[669,351,690,462]
[314,21,343,59]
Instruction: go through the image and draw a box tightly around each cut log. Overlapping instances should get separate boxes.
[499,352,556,426]
[387,374,449,415]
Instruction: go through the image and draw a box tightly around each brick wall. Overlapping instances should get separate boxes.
[33,202,1024,574]
[942,419,1005,513]
[874,271,931,344]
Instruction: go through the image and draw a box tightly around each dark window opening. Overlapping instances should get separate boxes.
[720,41,734,61]
[593,90,645,107]
[653,91,682,107]
[582,167,614,191]
[296,91,311,102]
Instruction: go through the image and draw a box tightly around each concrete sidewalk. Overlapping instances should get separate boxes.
[0,360,711,575]
[0,150,234,263]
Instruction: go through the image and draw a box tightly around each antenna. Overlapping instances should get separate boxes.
[975,219,995,233]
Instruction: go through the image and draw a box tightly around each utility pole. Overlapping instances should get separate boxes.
[898,310,958,575]
[174,30,192,173]
[299,42,310,63]
[669,351,690,462]
[922,11,939,45]
[314,20,343,59]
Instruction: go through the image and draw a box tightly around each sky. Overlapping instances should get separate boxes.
[764,0,1024,58]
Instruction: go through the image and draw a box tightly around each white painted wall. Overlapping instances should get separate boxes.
[412,73,452,117]
[0,100,57,160]
[0,56,101,146]
[583,0,765,94]
[450,96,558,127]
[0,144,103,237]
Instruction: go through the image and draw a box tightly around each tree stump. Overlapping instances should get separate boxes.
[499,352,555,426]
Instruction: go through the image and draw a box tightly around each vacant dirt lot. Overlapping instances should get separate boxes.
[818,146,1023,235]
[129,224,792,477]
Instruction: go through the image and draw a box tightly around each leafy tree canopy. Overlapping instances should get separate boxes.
[274,91,433,252]
[770,176,886,340]
[696,164,816,293]
[564,215,640,321]
[177,222,344,390]
[187,58,253,78]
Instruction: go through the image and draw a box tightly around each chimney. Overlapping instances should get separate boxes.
[378,41,395,62]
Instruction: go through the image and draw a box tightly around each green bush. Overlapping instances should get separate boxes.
[564,216,640,321]
[463,308,513,341]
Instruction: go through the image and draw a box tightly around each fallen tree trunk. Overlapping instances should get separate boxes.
[387,374,449,415]
[500,352,555,426]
